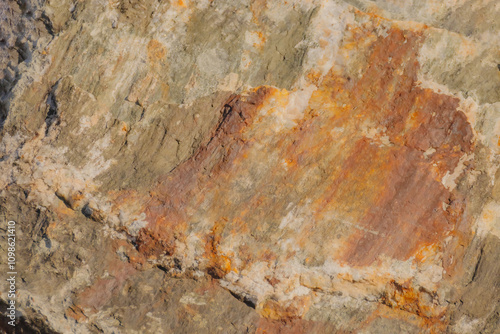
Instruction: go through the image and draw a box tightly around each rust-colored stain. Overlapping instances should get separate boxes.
[76,239,138,312]
[259,296,311,321]
[134,87,271,261]
[250,0,268,25]
[147,39,167,63]
[254,315,351,334]
[137,228,175,259]
[135,26,474,270]
[111,18,476,325]
[381,280,444,319]
[204,219,234,278]
[65,305,87,323]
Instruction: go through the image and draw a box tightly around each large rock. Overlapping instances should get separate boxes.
[0,0,499,333]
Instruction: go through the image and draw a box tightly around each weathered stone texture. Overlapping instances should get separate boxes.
[0,0,499,333]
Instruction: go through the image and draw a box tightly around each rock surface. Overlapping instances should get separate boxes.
[0,0,499,333]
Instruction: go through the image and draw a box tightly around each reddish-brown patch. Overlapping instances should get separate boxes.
[132,25,474,276]
[265,276,281,287]
[65,305,87,322]
[120,14,476,325]
[76,240,137,312]
[254,317,349,334]
[360,301,447,334]
[147,39,166,63]
[338,141,454,265]
[136,228,175,259]
[381,280,445,319]
[134,87,272,264]
[259,296,312,320]
[304,26,474,266]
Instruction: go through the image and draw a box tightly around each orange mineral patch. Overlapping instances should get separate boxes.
[147,39,167,63]
[259,296,312,320]
[134,26,474,273]
[65,305,87,323]
[119,17,477,325]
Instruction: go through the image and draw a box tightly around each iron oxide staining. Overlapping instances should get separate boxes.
[131,21,476,325]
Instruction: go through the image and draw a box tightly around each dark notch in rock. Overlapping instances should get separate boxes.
[29,208,49,247]
[39,12,55,36]
[0,299,59,334]
[44,81,60,135]
[228,290,258,309]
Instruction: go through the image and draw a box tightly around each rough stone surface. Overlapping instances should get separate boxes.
[0,0,499,333]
